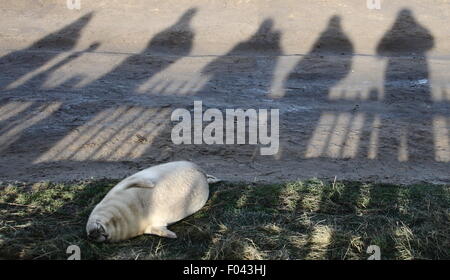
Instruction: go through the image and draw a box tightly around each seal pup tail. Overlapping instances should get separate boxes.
[206,174,221,184]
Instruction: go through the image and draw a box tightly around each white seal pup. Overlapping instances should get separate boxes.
[86,161,220,242]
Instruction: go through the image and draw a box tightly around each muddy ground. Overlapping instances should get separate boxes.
[0,1,449,184]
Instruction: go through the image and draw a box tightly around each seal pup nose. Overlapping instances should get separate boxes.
[87,222,108,242]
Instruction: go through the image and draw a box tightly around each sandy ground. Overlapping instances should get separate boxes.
[0,1,449,184]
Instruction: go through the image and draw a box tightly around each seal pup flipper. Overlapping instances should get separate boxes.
[119,176,156,190]
[144,225,177,239]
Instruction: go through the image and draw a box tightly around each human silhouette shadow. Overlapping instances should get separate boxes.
[284,15,353,101]
[0,13,95,162]
[279,16,354,159]
[88,8,197,94]
[376,9,435,162]
[0,13,94,90]
[377,9,434,104]
[198,18,282,103]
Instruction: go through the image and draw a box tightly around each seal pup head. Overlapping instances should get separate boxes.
[86,220,110,243]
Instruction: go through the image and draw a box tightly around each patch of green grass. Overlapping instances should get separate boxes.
[0,179,449,260]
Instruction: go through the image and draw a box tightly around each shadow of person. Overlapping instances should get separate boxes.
[376,9,435,162]
[88,8,197,94]
[0,12,94,90]
[198,18,282,103]
[377,9,434,104]
[279,15,354,160]
[284,15,354,101]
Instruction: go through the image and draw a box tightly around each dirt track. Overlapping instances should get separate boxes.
[0,1,449,184]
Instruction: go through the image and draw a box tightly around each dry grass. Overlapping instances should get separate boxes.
[0,179,449,260]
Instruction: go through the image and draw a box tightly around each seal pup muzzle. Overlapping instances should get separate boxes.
[86,161,219,242]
